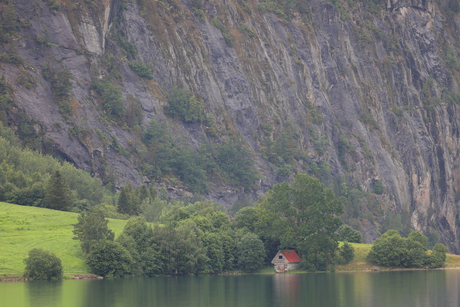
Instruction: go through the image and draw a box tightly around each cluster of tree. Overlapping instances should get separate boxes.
[0,134,113,212]
[367,230,448,268]
[74,174,358,277]
[142,120,259,193]
[73,201,267,278]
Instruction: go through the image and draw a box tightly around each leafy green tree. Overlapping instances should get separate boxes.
[427,243,448,268]
[44,170,73,211]
[23,248,63,280]
[73,209,115,254]
[155,220,208,275]
[367,230,409,267]
[337,225,363,243]
[338,242,354,264]
[236,232,265,272]
[257,174,343,271]
[405,231,428,268]
[86,240,133,278]
[233,206,257,232]
[203,232,224,273]
[117,184,139,216]
[118,217,163,276]
[210,211,230,229]
[221,232,236,271]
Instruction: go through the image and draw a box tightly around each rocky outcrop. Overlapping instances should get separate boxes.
[3,0,460,251]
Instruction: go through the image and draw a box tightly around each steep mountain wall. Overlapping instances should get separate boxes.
[2,0,460,250]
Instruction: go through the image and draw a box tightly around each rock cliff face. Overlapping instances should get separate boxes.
[3,0,460,250]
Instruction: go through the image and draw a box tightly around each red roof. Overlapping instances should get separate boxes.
[282,250,301,263]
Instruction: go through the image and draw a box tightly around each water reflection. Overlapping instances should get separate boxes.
[2,270,460,307]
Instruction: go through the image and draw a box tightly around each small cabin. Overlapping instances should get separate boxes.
[271,250,301,272]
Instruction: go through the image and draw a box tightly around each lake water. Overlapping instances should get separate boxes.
[1,270,460,307]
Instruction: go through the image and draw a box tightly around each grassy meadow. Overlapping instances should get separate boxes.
[0,202,127,277]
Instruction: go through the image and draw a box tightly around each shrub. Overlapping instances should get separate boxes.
[24,248,63,280]
[338,225,363,243]
[367,230,446,268]
[86,240,133,278]
[210,18,233,47]
[367,230,408,267]
[427,243,448,268]
[93,80,125,118]
[373,179,384,195]
[164,86,204,122]
[128,61,153,79]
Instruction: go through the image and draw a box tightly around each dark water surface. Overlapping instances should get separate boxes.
[2,270,460,307]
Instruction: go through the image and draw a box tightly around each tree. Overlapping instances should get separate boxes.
[367,230,408,267]
[203,232,224,273]
[155,220,208,275]
[236,232,265,272]
[427,243,448,268]
[119,217,163,276]
[73,209,115,254]
[117,184,139,216]
[367,230,445,268]
[24,248,63,280]
[86,240,133,278]
[337,225,363,243]
[221,233,236,271]
[338,242,354,264]
[233,206,257,232]
[44,170,73,211]
[405,231,428,268]
[256,174,343,271]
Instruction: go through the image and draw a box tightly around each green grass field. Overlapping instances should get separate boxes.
[0,202,127,277]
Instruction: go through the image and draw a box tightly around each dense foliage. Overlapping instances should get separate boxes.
[23,248,63,280]
[44,170,73,211]
[338,225,363,243]
[367,230,448,268]
[128,61,153,79]
[73,209,115,254]
[142,120,259,193]
[86,240,133,278]
[0,133,112,211]
[164,86,204,123]
[255,174,343,271]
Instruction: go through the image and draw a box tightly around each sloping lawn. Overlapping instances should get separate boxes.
[0,203,127,276]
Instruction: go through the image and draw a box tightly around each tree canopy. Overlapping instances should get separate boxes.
[256,174,343,271]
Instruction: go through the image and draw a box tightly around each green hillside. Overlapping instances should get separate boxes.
[0,203,127,276]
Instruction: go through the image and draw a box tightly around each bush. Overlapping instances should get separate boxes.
[93,80,125,118]
[337,225,363,243]
[367,230,408,267]
[164,86,204,122]
[373,179,384,195]
[427,243,448,268]
[86,240,133,278]
[24,248,63,280]
[367,230,446,268]
[128,62,153,79]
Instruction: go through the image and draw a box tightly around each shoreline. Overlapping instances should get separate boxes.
[3,266,460,282]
